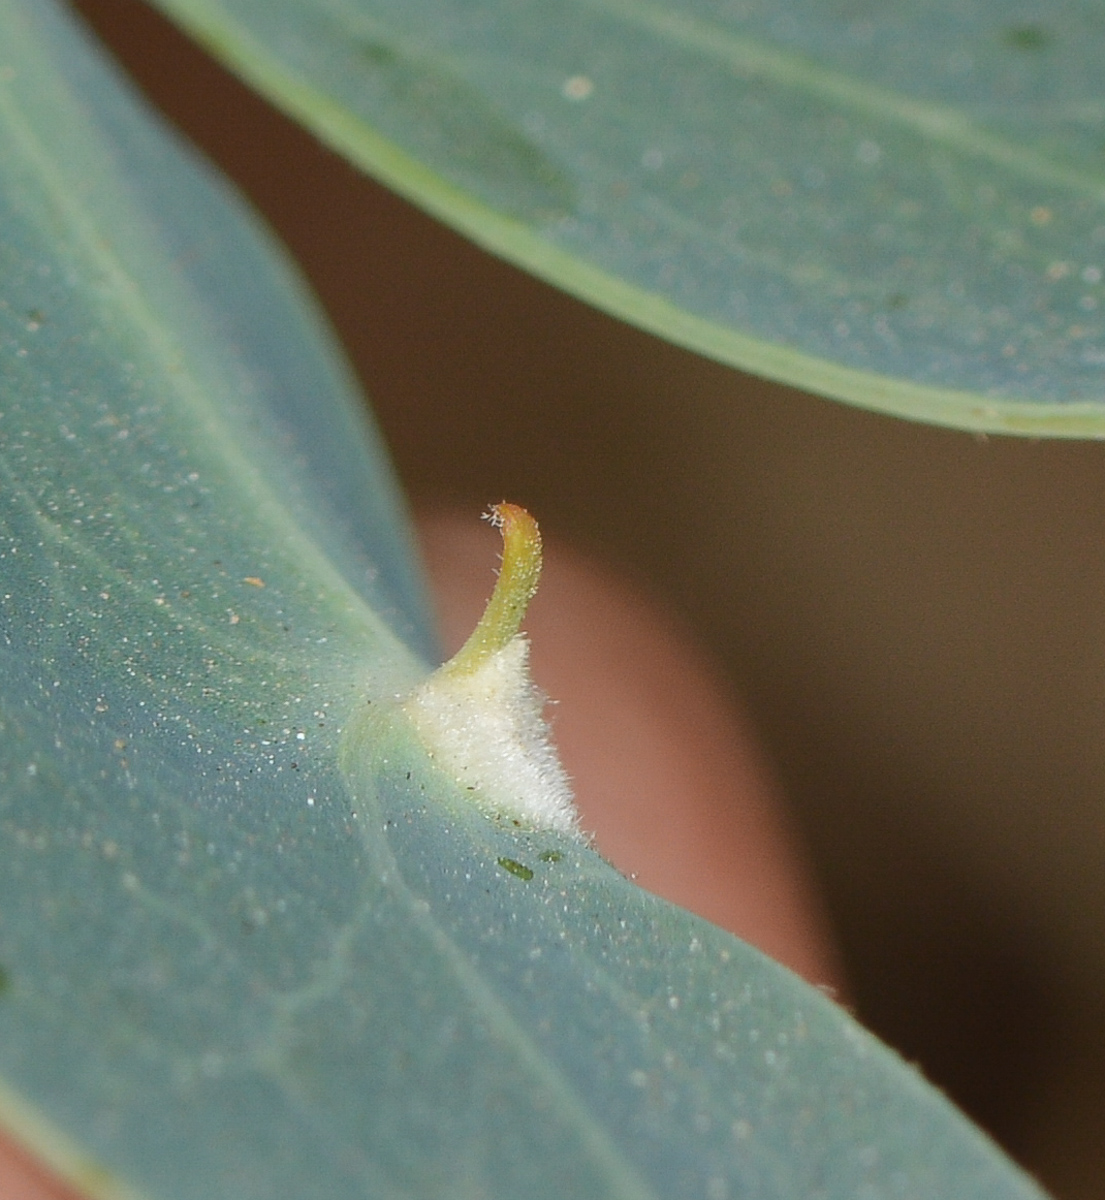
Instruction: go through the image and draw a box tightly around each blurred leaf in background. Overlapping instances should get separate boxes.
[149,0,1105,433]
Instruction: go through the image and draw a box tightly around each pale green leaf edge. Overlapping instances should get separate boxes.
[0,1076,147,1200]
[146,0,1105,440]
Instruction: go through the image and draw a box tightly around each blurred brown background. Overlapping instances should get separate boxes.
[71,2,1105,1195]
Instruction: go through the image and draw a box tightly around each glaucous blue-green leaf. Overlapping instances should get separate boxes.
[142,0,1105,436]
[0,1,1053,1198]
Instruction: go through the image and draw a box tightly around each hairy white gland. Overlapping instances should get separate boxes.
[404,633,578,834]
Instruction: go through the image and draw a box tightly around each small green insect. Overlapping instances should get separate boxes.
[496,856,533,881]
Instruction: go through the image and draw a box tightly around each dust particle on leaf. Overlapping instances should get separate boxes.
[1004,24,1050,51]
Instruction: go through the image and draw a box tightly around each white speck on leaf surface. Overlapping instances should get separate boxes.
[562,74,594,101]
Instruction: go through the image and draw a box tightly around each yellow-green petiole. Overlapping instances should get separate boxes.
[442,502,542,676]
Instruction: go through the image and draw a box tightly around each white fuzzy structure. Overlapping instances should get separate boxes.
[403,635,578,834]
